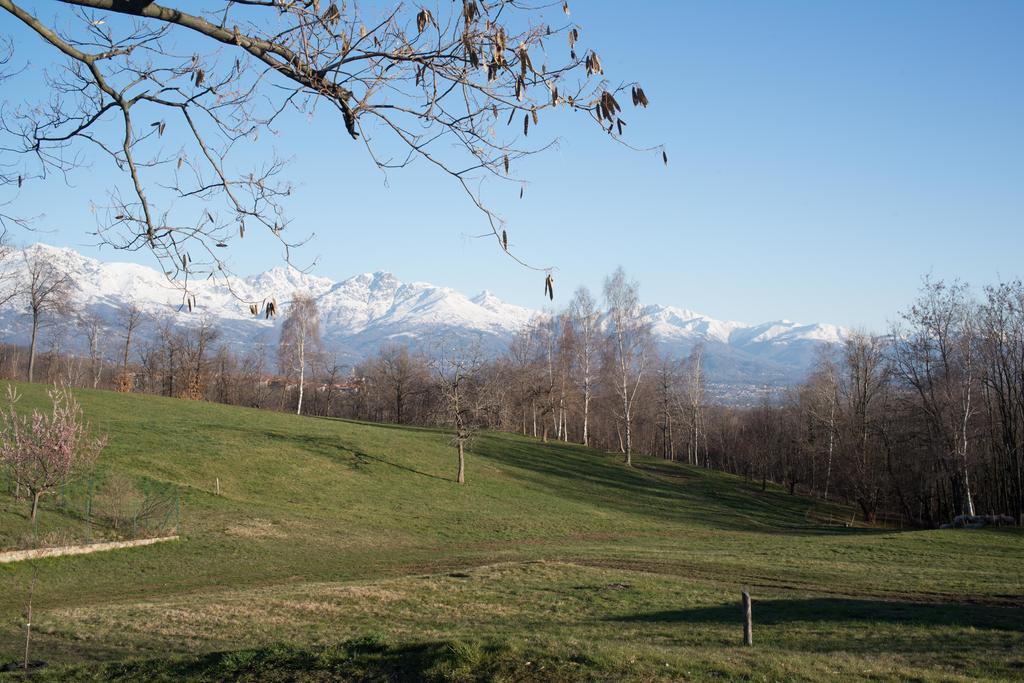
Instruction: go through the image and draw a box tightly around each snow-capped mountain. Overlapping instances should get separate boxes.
[0,244,844,400]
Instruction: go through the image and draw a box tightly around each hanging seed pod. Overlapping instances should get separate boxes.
[463,0,478,25]
[502,229,508,250]
[416,8,432,34]
[585,51,602,76]
[563,1,570,15]
[466,39,480,68]
[523,113,529,136]
[663,149,669,165]
[194,68,205,86]
[531,108,539,126]
[551,85,559,106]
[632,85,649,107]
[544,274,554,300]
[519,45,532,77]
[569,28,578,50]
[323,2,340,25]
[515,75,524,101]
[519,186,524,199]
[177,157,183,169]
[602,91,621,116]
[503,155,509,174]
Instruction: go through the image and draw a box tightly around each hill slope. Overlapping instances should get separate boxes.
[0,384,1021,681]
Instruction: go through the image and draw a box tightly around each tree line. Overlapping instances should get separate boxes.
[1,249,1022,524]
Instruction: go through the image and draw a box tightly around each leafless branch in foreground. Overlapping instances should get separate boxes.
[0,0,661,304]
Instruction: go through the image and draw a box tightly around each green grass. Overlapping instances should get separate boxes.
[0,381,1021,681]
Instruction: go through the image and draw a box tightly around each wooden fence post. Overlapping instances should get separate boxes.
[742,591,753,646]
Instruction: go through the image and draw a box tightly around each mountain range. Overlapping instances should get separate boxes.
[0,244,844,401]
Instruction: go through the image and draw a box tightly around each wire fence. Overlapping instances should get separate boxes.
[1,471,181,551]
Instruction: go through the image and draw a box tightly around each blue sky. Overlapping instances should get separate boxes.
[3,1,1022,329]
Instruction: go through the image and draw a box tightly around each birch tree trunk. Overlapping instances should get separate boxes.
[296,332,305,416]
[27,313,38,383]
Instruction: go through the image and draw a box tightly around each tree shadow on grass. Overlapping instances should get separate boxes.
[614,596,1024,632]
[347,448,453,483]
[470,434,887,535]
[309,414,447,436]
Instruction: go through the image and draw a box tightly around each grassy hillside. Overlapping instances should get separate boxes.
[0,382,1021,681]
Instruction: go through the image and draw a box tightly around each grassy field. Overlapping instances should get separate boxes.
[0,381,1021,681]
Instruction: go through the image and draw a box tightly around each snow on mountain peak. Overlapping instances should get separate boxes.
[0,244,848,397]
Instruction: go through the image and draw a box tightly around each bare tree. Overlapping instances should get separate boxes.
[893,279,978,517]
[569,286,599,446]
[0,236,22,310]
[180,316,220,400]
[534,312,561,443]
[603,267,651,465]
[0,386,106,521]
[375,344,427,424]
[0,1,660,297]
[433,344,484,485]
[80,313,105,388]
[838,331,891,522]
[654,353,681,460]
[978,282,1024,524]
[681,344,709,466]
[116,299,145,391]
[241,343,271,409]
[21,252,74,382]
[804,347,840,500]
[278,292,321,415]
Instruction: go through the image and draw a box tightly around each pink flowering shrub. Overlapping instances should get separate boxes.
[0,387,106,521]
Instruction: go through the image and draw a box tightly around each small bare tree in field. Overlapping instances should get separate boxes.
[0,386,106,521]
[433,344,484,485]
[278,293,322,416]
